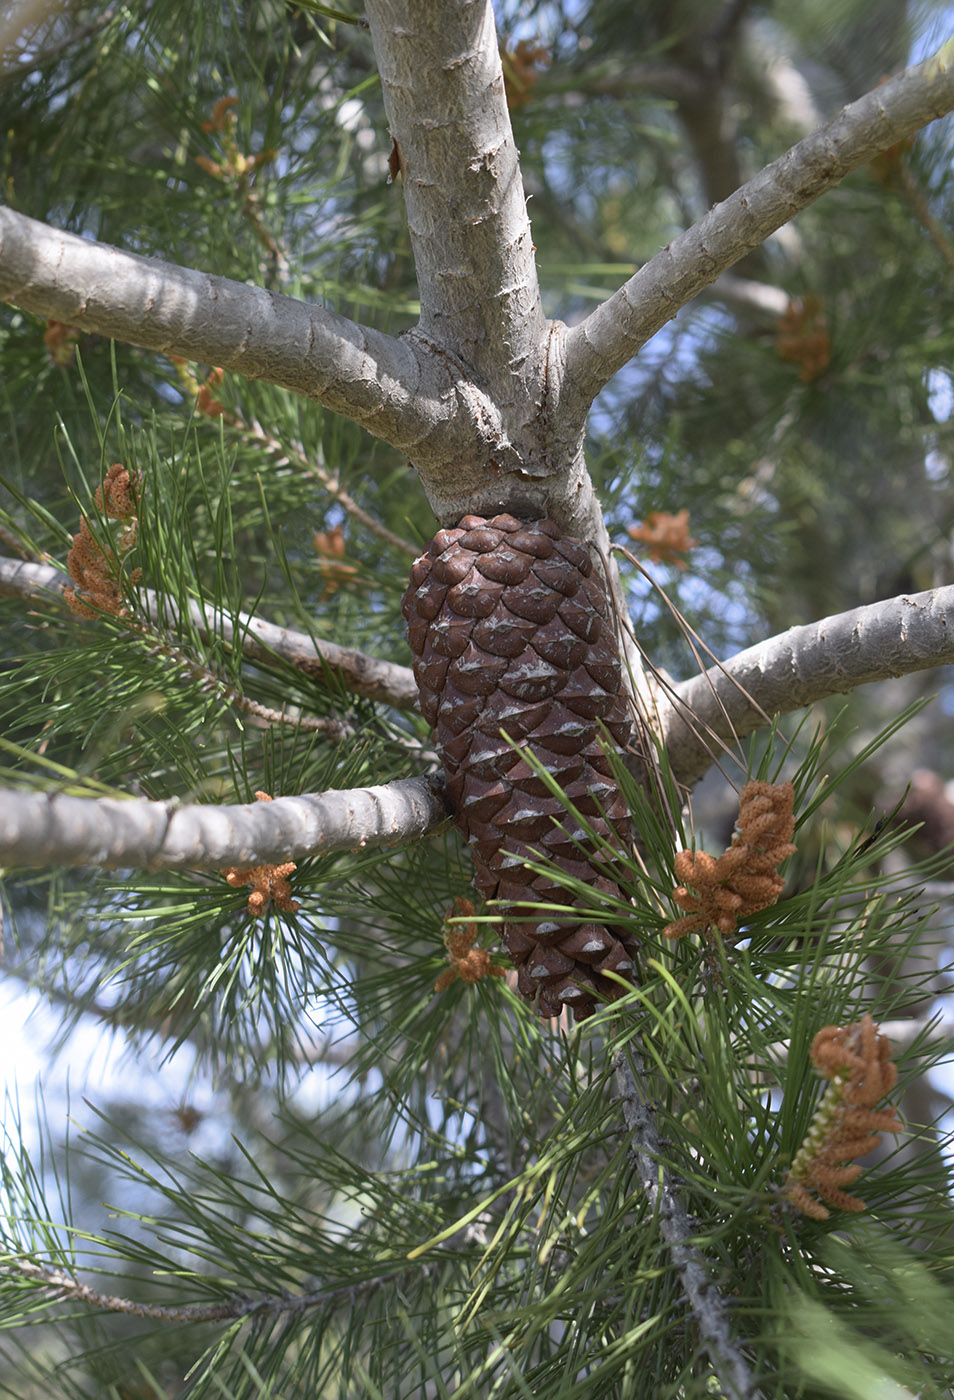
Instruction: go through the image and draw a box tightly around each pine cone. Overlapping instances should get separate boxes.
[402,513,638,1020]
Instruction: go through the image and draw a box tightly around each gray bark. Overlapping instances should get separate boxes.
[0,777,449,871]
[366,0,547,400]
[0,208,455,454]
[363,0,603,537]
[664,586,954,788]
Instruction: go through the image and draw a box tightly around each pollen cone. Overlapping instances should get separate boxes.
[402,513,638,1019]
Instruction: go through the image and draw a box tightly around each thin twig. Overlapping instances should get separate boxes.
[237,415,419,557]
[231,691,350,736]
[0,523,41,560]
[238,192,290,287]
[133,615,355,739]
[697,274,790,321]
[13,1257,426,1324]
[0,8,114,79]
[0,545,353,737]
[535,60,702,103]
[896,163,954,273]
[0,553,419,710]
[614,1050,765,1400]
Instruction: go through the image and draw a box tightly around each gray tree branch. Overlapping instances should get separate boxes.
[0,204,586,532]
[365,0,547,410]
[560,40,954,420]
[0,776,450,871]
[0,6,114,77]
[537,60,703,103]
[699,273,790,321]
[360,0,600,533]
[0,206,472,460]
[664,586,954,788]
[0,554,419,710]
[10,555,954,805]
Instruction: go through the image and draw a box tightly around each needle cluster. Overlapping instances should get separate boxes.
[663,780,796,940]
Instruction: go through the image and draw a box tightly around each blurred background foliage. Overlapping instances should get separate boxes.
[1,0,954,1395]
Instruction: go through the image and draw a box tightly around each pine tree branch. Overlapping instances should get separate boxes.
[664,586,954,788]
[365,0,548,407]
[615,1051,763,1400]
[12,1257,428,1324]
[0,776,450,871]
[560,40,954,419]
[0,554,419,709]
[0,207,455,457]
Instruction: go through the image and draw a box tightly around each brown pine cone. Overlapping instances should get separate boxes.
[402,513,638,1020]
